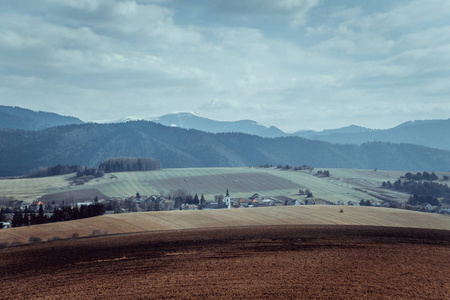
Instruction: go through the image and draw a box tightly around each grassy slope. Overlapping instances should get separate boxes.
[1,206,449,244]
[0,167,430,204]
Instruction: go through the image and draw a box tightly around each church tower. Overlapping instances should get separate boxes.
[224,188,231,209]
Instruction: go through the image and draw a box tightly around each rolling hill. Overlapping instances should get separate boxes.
[1,205,449,244]
[0,105,84,130]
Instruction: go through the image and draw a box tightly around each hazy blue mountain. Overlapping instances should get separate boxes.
[0,105,84,130]
[96,113,450,151]
[98,112,287,138]
[153,112,286,137]
[1,121,450,177]
[293,125,374,139]
[292,119,450,151]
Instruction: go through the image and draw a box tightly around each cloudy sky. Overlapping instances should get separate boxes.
[1,0,449,132]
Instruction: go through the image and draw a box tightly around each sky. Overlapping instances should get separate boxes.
[1,0,449,132]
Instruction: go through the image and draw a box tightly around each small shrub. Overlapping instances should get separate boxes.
[340,209,344,213]
[48,236,62,242]
[0,241,9,249]
[72,233,80,239]
[28,236,42,243]
[10,241,23,247]
[90,230,102,236]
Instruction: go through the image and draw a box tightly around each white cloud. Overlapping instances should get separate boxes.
[210,0,319,27]
[0,0,449,131]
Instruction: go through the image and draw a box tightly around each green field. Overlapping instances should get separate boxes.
[2,167,443,204]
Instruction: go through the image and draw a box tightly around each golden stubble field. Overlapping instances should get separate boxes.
[1,206,449,245]
[1,225,449,299]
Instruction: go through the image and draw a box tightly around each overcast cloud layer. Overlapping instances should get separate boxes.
[1,0,449,131]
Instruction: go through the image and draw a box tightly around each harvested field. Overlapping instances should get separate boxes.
[2,206,450,244]
[146,172,302,195]
[1,225,449,299]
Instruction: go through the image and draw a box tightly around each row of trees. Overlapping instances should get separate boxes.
[99,157,161,173]
[403,171,440,181]
[9,203,105,228]
[276,164,314,171]
[166,190,206,206]
[315,170,330,177]
[408,195,440,206]
[382,179,450,198]
[26,157,161,179]
[382,179,450,206]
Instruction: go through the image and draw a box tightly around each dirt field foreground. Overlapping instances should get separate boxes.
[1,225,449,299]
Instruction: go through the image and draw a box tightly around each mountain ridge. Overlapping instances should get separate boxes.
[1,120,450,177]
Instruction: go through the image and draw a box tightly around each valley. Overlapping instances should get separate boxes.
[0,167,414,204]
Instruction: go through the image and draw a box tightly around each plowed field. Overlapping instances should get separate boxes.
[1,225,449,299]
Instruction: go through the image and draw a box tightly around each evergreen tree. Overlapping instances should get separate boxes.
[36,204,46,224]
[30,212,36,225]
[22,213,30,226]
[12,209,23,227]
[0,207,6,222]
[193,194,199,205]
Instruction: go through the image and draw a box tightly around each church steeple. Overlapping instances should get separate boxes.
[225,188,231,209]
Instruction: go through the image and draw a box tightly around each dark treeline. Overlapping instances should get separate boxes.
[315,170,330,177]
[275,164,314,171]
[10,203,105,227]
[403,171,439,181]
[382,179,450,205]
[99,157,161,173]
[26,157,161,178]
[408,195,440,206]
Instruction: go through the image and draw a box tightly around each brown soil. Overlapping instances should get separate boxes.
[1,225,449,299]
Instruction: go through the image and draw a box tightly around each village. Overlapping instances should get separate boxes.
[1,186,449,230]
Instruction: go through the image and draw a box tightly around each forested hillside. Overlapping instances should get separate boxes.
[1,121,450,177]
[0,105,83,130]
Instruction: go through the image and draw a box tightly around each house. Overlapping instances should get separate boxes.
[29,200,46,213]
[422,203,434,212]
[160,199,175,211]
[274,196,296,206]
[238,199,250,208]
[251,199,259,207]
[439,205,450,214]
[1,222,11,229]
[261,199,274,206]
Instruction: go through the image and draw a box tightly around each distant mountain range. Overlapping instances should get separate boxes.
[292,120,450,151]
[96,111,286,138]
[96,111,450,151]
[1,106,450,176]
[1,120,450,177]
[0,105,84,130]
[2,106,450,151]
